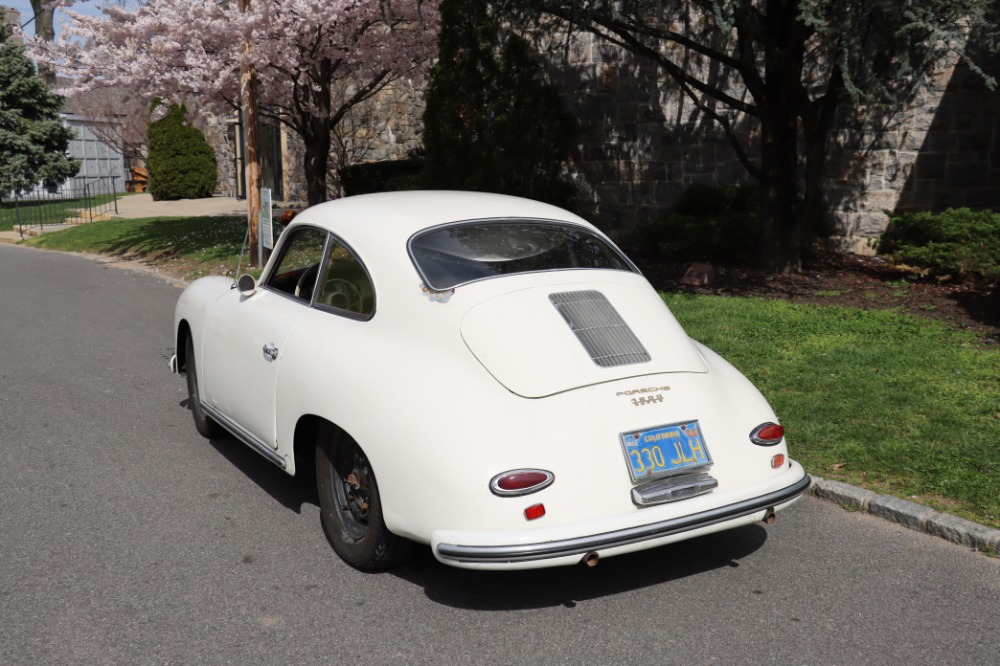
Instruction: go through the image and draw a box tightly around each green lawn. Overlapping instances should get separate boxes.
[1,193,121,231]
[665,294,999,528]
[25,214,250,280]
[23,216,1000,529]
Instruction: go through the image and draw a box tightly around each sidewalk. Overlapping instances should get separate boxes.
[112,193,248,219]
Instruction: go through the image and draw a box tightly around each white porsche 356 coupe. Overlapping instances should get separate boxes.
[171,191,809,570]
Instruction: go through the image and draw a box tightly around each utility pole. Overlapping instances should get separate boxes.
[238,0,261,262]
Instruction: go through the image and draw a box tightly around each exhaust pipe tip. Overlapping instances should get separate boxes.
[763,507,776,525]
[581,551,599,568]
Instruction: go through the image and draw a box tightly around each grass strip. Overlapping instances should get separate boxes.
[665,293,1000,528]
[24,215,249,280]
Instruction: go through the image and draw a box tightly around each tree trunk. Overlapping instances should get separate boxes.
[300,61,333,207]
[28,0,56,86]
[759,111,802,273]
[302,123,332,206]
[757,0,806,274]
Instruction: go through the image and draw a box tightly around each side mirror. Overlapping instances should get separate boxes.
[237,274,257,297]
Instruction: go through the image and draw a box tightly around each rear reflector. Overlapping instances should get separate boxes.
[771,454,786,469]
[524,504,546,520]
[750,422,784,446]
[490,469,555,497]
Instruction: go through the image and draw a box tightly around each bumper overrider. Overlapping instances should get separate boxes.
[435,464,810,568]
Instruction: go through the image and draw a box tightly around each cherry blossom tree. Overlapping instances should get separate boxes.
[32,0,440,206]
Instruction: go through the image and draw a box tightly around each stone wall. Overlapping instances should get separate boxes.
[278,78,425,202]
[824,54,1000,254]
[541,31,1000,252]
[211,29,1000,255]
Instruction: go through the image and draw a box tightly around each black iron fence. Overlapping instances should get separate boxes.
[3,176,120,239]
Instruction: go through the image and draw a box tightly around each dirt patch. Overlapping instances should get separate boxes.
[634,249,1000,342]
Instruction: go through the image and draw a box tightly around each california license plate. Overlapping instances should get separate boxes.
[620,420,712,483]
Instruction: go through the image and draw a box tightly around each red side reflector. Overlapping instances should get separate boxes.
[771,453,786,469]
[524,504,546,520]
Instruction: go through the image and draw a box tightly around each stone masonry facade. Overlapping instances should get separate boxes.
[222,30,1000,256]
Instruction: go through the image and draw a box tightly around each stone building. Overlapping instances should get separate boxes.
[534,31,1000,253]
[213,21,1000,256]
[214,78,425,205]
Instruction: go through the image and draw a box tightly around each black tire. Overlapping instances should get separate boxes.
[184,334,222,438]
[315,425,412,570]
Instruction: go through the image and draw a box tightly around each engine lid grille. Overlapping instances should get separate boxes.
[549,290,651,368]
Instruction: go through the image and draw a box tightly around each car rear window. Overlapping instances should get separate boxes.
[409,220,636,290]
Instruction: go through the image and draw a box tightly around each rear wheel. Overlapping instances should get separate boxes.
[315,425,412,570]
[184,335,221,438]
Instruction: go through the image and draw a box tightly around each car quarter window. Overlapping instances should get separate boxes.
[265,227,328,302]
[314,238,375,318]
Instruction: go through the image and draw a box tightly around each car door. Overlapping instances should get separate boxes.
[201,226,328,449]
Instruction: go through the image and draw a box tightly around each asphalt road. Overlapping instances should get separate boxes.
[1,244,997,666]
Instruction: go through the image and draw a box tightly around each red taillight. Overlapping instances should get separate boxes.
[750,422,784,446]
[524,504,546,520]
[490,469,555,497]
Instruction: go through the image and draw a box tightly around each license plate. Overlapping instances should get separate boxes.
[620,420,712,483]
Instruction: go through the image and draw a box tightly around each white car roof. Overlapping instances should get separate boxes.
[287,191,597,248]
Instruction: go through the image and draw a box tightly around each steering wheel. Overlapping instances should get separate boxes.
[294,264,320,300]
[319,278,363,312]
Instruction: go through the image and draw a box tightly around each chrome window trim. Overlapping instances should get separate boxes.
[311,234,378,322]
[260,225,376,321]
[407,217,640,291]
[437,472,811,564]
[260,224,331,305]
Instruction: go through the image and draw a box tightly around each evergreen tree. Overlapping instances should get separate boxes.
[0,23,78,195]
[422,0,577,207]
[146,104,218,201]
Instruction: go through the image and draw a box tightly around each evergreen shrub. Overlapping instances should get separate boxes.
[877,208,1000,282]
[634,183,761,262]
[419,0,577,208]
[147,104,217,201]
[338,156,424,196]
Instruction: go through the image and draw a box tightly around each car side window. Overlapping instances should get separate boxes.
[314,239,375,317]
[265,227,328,302]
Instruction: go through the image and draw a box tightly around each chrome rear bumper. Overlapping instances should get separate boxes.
[436,472,811,565]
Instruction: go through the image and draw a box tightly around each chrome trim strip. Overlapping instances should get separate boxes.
[437,473,811,564]
[200,402,286,469]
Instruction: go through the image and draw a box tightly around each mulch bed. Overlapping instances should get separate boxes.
[633,249,1000,342]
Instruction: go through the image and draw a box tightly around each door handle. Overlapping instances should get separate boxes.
[262,344,279,361]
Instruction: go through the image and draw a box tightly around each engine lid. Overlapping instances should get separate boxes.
[460,283,708,398]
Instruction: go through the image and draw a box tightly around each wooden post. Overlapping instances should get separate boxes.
[239,0,261,263]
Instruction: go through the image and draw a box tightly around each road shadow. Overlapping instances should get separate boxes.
[179,398,317,512]
[177,398,770,608]
[390,524,768,611]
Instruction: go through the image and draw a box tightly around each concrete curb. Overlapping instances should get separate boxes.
[808,475,1000,554]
